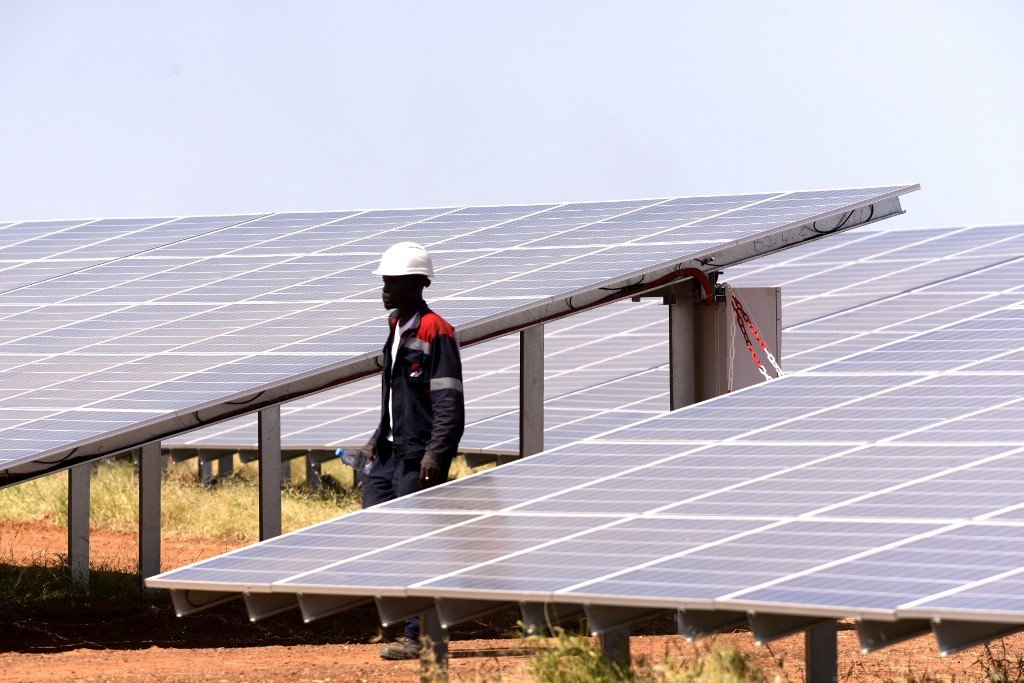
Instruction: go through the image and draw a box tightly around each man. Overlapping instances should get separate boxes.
[361,242,465,661]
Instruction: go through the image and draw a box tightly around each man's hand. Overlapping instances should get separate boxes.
[362,443,376,461]
[419,452,441,489]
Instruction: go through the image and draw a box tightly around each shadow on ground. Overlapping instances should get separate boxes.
[1,562,681,655]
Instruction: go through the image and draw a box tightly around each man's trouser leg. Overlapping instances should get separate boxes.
[362,440,397,509]
[399,454,454,642]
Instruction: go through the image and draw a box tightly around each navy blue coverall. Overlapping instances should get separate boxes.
[363,300,465,641]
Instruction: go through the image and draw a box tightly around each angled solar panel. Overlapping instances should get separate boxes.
[166,222,1024,455]
[0,186,915,484]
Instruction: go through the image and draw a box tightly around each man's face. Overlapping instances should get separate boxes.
[381,275,425,310]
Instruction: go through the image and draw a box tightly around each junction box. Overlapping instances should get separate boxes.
[636,280,782,410]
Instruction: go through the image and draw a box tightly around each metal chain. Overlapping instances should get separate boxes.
[729,285,784,378]
[730,295,772,382]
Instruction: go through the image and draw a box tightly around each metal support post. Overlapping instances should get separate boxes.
[67,463,90,583]
[599,625,631,671]
[138,442,162,582]
[668,301,695,410]
[805,621,838,683]
[519,324,544,457]
[217,452,234,480]
[420,608,449,682]
[305,455,322,491]
[259,405,282,540]
[198,458,214,485]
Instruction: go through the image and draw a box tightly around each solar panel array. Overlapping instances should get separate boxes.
[149,223,1024,651]
[167,222,1024,454]
[0,187,913,484]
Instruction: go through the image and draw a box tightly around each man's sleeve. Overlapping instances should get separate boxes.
[425,333,465,459]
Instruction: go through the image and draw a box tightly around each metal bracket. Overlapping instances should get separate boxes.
[243,592,298,621]
[632,272,721,306]
[376,596,436,627]
[435,598,510,629]
[677,609,748,640]
[519,602,586,636]
[584,604,670,636]
[169,588,239,617]
[297,593,371,623]
[856,619,931,653]
[932,618,1024,656]
[748,612,833,645]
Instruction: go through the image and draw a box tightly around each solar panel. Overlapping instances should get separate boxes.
[167,221,1020,457]
[147,229,1024,653]
[0,186,914,484]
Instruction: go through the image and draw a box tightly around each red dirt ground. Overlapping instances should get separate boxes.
[1,519,1021,682]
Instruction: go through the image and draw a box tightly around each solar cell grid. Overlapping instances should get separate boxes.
[167,221,1021,453]
[147,218,1024,636]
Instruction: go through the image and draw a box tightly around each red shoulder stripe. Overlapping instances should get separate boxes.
[416,312,455,343]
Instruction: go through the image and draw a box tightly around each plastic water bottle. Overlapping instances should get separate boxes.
[336,448,374,475]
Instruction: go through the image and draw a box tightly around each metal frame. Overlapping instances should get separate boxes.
[677,609,748,640]
[243,592,298,622]
[519,601,585,636]
[67,463,90,583]
[138,441,162,582]
[856,619,931,653]
[435,598,508,629]
[1,189,914,486]
[519,324,545,458]
[258,406,282,540]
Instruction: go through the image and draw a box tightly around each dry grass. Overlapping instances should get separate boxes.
[0,456,361,542]
[524,627,775,682]
[0,453,478,543]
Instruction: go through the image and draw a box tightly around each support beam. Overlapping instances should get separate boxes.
[198,457,214,486]
[243,592,298,621]
[420,608,449,683]
[305,455,322,491]
[258,405,282,540]
[519,602,586,636]
[377,596,436,627]
[138,441,162,582]
[67,463,90,584]
[677,609,748,640]
[748,612,833,645]
[169,589,240,617]
[435,598,509,629]
[519,324,544,457]
[805,621,838,683]
[297,594,371,623]
[931,619,1024,656]
[217,452,234,480]
[599,625,631,671]
[668,300,696,410]
[857,619,931,653]
[585,604,669,635]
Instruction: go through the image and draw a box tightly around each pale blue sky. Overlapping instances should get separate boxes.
[2,2,1021,228]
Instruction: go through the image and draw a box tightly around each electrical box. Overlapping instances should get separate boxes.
[648,282,782,410]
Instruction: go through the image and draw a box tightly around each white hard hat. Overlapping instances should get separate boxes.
[372,241,434,278]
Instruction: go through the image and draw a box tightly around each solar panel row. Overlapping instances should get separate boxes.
[0,187,912,483]
[168,222,1024,454]
[148,231,1024,653]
